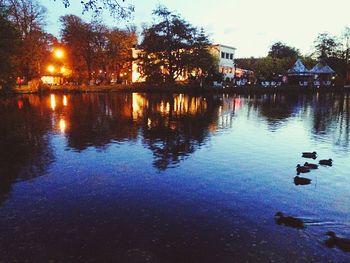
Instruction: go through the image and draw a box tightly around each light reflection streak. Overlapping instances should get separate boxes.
[59,119,66,133]
[63,95,67,106]
[50,94,56,110]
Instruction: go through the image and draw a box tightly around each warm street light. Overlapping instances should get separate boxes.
[60,67,66,73]
[48,65,55,73]
[54,49,64,59]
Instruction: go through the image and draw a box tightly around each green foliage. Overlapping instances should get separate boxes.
[236,57,295,79]
[0,6,20,89]
[313,31,350,79]
[300,56,317,69]
[314,33,340,61]
[268,42,299,59]
[140,6,215,84]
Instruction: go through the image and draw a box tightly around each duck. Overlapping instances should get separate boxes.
[302,151,317,159]
[319,159,333,166]
[304,162,318,169]
[296,164,310,174]
[325,231,350,252]
[294,176,312,186]
[274,212,304,229]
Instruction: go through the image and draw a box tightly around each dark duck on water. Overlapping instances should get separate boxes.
[294,176,312,186]
[325,231,350,252]
[296,164,310,174]
[304,162,318,169]
[319,159,333,166]
[302,151,317,159]
[274,212,305,229]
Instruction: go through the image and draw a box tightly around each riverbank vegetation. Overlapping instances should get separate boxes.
[236,30,350,85]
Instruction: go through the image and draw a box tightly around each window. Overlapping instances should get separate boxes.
[226,53,229,59]
[221,52,225,59]
[230,53,233,60]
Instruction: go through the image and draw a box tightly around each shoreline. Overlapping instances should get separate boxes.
[2,84,350,96]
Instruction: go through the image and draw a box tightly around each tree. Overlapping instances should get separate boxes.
[58,0,134,19]
[91,20,110,76]
[140,6,214,84]
[268,42,299,59]
[189,28,218,85]
[60,15,137,83]
[106,27,137,77]
[314,33,340,61]
[60,15,96,81]
[342,27,350,83]
[5,0,53,80]
[0,6,20,89]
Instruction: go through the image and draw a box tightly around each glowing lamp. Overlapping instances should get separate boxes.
[54,49,64,59]
[48,65,55,73]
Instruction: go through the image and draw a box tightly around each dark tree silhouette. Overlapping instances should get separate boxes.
[58,0,134,19]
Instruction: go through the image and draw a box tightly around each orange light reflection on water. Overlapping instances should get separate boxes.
[50,94,56,110]
[59,119,66,133]
[63,95,68,106]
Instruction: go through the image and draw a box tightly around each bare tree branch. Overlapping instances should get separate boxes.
[55,0,134,20]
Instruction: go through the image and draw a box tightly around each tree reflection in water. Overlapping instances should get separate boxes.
[60,93,224,170]
[244,93,350,152]
[0,92,349,205]
[137,94,221,170]
[0,95,54,205]
[310,93,350,152]
[65,93,138,151]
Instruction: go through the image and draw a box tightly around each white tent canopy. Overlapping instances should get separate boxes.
[310,63,335,74]
[287,59,312,76]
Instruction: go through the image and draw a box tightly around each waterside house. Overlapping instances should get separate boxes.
[287,59,336,87]
[131,44,237,84]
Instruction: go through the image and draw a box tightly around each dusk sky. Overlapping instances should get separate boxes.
[43,0,350,58]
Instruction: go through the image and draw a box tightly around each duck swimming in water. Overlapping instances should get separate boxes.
[294,176,312,186]
[304,162,318,169]
[296,164,310,174]
[325,231,350,252]
[319,159,333,166]
[274,212,305,229]
[302,151,317,159]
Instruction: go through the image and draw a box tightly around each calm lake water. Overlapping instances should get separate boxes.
[0,92,350,262]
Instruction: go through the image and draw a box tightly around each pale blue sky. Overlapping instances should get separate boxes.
[43,0,350,58]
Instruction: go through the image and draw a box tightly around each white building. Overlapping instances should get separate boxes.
[131,44,236,83]
[210,44,236,81]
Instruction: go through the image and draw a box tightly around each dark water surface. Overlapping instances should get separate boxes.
[0,92,350,262]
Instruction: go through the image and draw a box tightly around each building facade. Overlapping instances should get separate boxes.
[210,44,236,81]
[130,44,236,83]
